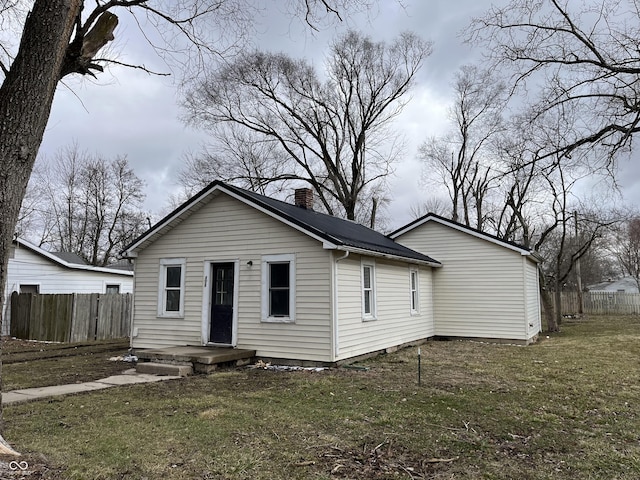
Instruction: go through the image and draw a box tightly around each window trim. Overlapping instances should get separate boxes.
[410,267,420,315]
[157,258,186,318]
[105,282,121,294]
[19,283,40,294]
[261,254,296,323]
[361,260,377,321]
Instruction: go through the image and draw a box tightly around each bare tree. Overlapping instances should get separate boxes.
[183,30,431,224]
[469,0,640,166]
[0,0,369,449]
[611,217,640,292]
[408,197,450,220]
[22,145,147,266]
[423,68,622,331]
[419,65,506,229]
[177,126,294,199]
[497,107,620,331]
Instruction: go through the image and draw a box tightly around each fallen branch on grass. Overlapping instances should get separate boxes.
[425,456,459,463]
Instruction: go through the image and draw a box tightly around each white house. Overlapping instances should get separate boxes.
[3,238,134,335]
[389,213,542,344]
[122,182,441,363]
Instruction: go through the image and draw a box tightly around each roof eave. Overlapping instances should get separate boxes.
[15,238,133,276]
[391,214,534,257]
[332,245,441,267]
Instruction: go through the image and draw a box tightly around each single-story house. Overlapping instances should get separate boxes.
[3,238,134,335]
[123,182,543,364]
[122,181,442,363]
[389,213,541,344]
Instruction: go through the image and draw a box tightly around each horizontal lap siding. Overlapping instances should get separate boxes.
[132,193,333,361]
[336,255,434,361]
[396,223,528,340]
[7,248,133,293]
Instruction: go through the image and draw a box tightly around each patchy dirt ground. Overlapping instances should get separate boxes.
[2,338,132,390]
[1,338,129,363]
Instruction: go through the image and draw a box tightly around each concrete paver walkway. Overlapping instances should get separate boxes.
[2,369,181,405]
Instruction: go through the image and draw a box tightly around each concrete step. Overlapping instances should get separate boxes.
[136,362,192,377]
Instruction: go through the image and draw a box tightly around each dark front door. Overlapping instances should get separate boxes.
[210,263,234,344]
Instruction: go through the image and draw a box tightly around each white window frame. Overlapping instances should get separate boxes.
[261,254,296,323]
[158,258,186,318]
[410,267,420,315]
[361,260,377,321]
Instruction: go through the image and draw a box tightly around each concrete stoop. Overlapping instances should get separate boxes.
[135,346,256,376]
[136,362,193,377]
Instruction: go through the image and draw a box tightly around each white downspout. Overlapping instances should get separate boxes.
[332,250,350,361]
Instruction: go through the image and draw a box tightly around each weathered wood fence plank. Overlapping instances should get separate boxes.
[557,291,640,315]
[10,293,131,342]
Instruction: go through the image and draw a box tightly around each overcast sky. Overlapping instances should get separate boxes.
[37,0,640,231]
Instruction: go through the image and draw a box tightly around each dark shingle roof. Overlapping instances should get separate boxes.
[50,251,87,265]
[124,181,440,265]
[226,184,440,265]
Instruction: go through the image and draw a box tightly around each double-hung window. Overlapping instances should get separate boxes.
[262,254,295,322]
[158,258,186,317]
[410,268,419,314]
[362,261,376,320]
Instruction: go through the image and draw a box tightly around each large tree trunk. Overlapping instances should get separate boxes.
[553,283,563,329]
[0,0,82,449]
[539,270,559,333]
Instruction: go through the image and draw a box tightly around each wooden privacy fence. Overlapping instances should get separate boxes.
[558,291,640,315]
[10,293,132,342]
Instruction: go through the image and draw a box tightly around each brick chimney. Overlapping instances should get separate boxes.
[294,188,314,210]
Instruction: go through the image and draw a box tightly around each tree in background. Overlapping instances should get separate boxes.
[20,145,148,266]
[469,0,640,168]
[182,30,431,226]
[419,65,506,229]
[462,0,640,329]
[0,0,371,452]
[420,62,624,331]
[611,217,640,292]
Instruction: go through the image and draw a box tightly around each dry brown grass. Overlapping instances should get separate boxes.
[3,315,640,479]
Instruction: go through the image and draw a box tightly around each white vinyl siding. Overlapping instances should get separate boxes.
[395,221,539,342]
[3,246,133,335]
[335,254,434,361]
[131,192,333,361]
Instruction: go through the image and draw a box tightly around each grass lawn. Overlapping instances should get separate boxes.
[3,315,640,479]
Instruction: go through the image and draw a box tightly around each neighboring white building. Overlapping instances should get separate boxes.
[3,238,134,335]
[389,214,542,344]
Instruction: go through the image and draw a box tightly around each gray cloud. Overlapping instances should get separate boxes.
[36,0,640,231]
